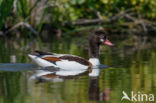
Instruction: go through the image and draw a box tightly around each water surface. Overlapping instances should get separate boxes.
[0,34,156,103]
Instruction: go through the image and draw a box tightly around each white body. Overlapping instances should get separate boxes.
[56,60,88,70]
[28,54,89,70]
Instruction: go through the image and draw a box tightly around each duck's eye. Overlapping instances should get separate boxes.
[104,36,107,40]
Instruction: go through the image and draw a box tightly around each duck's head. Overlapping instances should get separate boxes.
[90,30,113,46]
[89,30,113,65]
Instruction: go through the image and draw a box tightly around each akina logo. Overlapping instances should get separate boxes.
[121,91,154,102]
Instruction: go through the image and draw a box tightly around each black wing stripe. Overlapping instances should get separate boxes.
[59,56,89,66]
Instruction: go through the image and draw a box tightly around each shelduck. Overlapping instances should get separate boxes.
[28,30,113,71]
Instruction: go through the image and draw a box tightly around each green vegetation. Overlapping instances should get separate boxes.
[0,0,156,36]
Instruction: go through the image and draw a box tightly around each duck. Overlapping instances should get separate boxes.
[28,30,113,71]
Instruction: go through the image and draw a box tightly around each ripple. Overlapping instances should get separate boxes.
[0,63,36,71]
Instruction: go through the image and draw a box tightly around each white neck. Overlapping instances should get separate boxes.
[89,58,100,66]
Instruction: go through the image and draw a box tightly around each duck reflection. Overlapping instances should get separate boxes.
[30,65,111,102]
[29,66,89,82]
[30,64,108,81]
[88,66,111,102]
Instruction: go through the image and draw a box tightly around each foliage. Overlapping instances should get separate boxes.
[0,0,14,29]
[50,0,156,21]
[0,0,156,34]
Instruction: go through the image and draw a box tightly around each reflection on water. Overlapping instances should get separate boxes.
[88,76,111,102]
[28,66,111,102]
[29,65,103,82]
[0,63,36,71]
[0,34,156,103]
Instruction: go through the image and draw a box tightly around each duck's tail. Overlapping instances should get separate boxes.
[28,53,58,67]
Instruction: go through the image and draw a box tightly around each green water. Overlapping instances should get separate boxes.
[0,34,156,103]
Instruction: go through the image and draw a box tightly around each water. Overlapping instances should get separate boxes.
[0,34,156,103]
